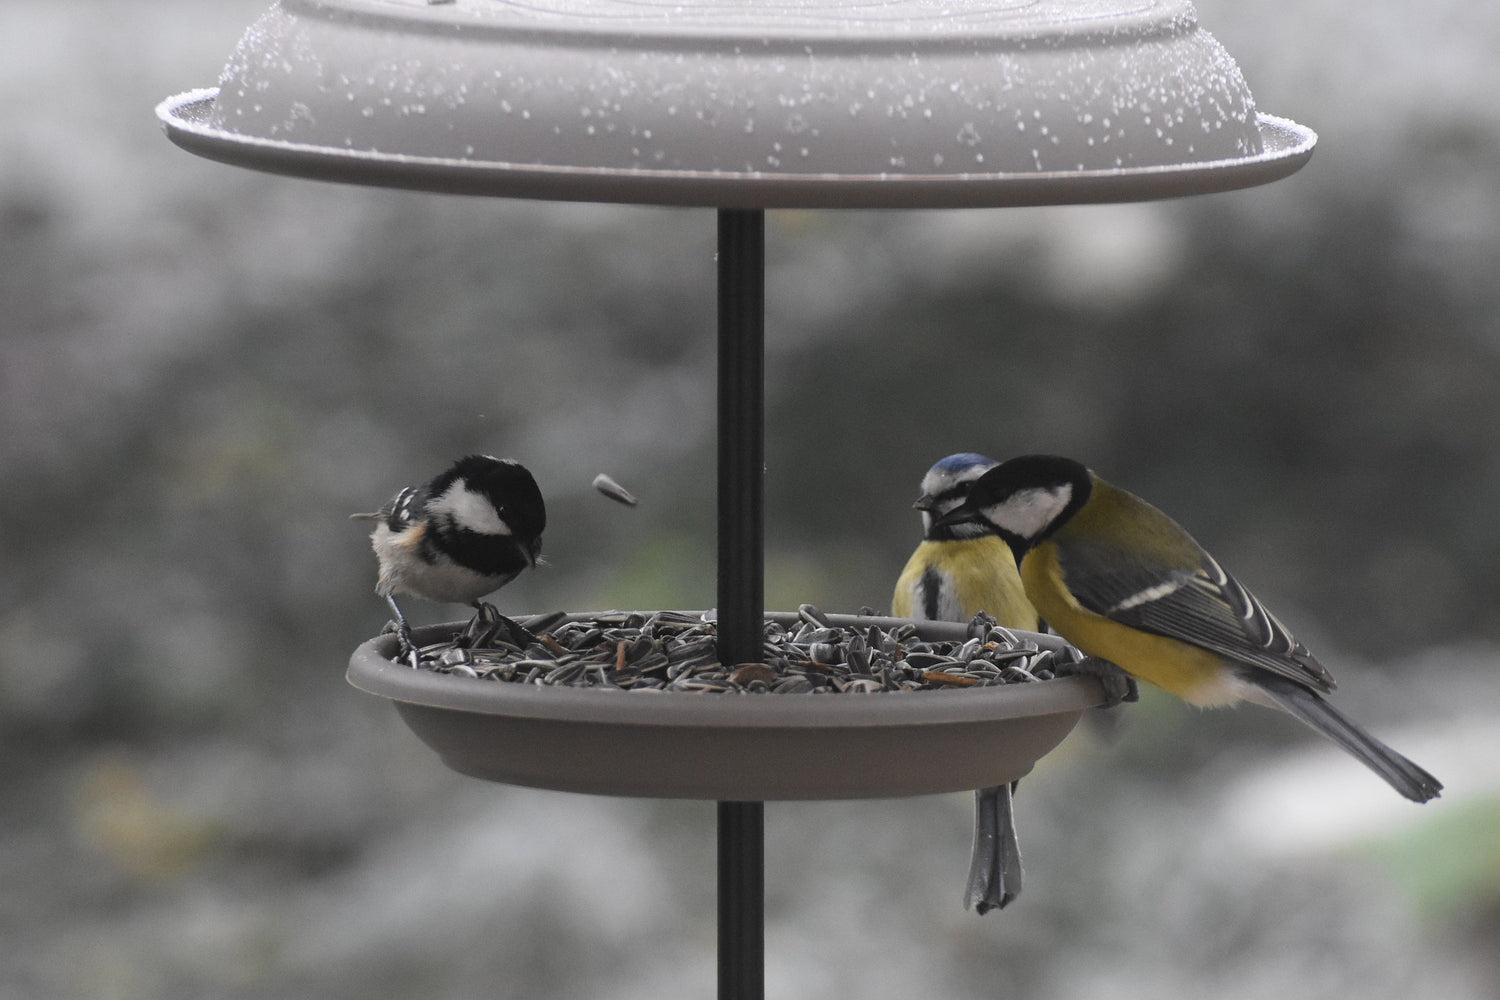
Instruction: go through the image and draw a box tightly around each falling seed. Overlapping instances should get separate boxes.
[593,473,638,506]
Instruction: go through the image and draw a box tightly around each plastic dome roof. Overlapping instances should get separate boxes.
[158,0,1314,207]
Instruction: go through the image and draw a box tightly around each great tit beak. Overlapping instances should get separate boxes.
[929,503,977,531]
[912,493,937,512]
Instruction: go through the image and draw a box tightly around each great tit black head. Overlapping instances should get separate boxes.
[934,454,1092,551]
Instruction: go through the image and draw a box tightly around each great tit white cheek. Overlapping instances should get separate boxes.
[987,483,1073,539]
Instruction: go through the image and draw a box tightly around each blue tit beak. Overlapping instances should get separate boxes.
[912,493,938,512]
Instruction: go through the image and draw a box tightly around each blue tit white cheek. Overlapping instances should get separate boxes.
[428,481,511,535]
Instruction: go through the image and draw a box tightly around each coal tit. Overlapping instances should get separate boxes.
[352,455,545,661]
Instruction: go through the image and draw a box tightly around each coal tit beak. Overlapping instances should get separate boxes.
[524,536,544,569]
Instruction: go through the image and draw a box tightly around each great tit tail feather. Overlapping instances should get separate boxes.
[1256,677,1442,803]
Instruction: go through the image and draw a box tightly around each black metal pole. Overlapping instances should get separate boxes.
[716,208,765,1000]
[717,800,765,1000]
[717,208,765,667]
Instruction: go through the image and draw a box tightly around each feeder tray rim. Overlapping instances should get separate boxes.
[156,90,1315,209]
[346,610,1107,727]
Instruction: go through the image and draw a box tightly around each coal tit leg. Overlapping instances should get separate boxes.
[385,594,420,668]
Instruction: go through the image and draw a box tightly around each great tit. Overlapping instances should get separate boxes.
[352,454,546,663]
[894,453,1042,913]
[934,454,1441,803]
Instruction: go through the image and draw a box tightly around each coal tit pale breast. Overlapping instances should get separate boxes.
[353,455,545,655]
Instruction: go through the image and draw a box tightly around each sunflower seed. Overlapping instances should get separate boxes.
[592,473,638,506]
[523,610,569,635]
[399,609,1082,697]
[728,663,778,687]
[798,603,833,628]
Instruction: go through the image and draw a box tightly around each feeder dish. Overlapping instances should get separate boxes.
[347,613,1107,799]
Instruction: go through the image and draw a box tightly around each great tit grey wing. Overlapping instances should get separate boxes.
[1054,539,1335,694]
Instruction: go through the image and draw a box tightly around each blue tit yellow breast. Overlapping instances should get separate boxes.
[893,535,1039,630]
[1019,541,1244,706]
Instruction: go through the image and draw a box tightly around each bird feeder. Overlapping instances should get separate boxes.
[157,0,1313,995]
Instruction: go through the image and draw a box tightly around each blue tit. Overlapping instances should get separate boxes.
[894,453,1039,628]
[894,453,1041,914]
[935,454,1441,803]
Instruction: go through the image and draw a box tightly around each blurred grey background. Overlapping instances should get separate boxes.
[3,1,1498,997]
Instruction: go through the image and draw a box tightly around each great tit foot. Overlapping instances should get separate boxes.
[1059,655,1139,707]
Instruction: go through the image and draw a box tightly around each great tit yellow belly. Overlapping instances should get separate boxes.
[936,454,1441,804]
[894,453,1041,914]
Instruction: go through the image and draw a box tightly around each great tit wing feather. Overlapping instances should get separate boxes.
[1055,538,1336,693]
[1193,552,1334,687]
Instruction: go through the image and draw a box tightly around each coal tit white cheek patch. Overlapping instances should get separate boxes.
[428,480,511,536]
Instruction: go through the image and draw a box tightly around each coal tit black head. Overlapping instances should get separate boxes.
[421,454,546,574]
